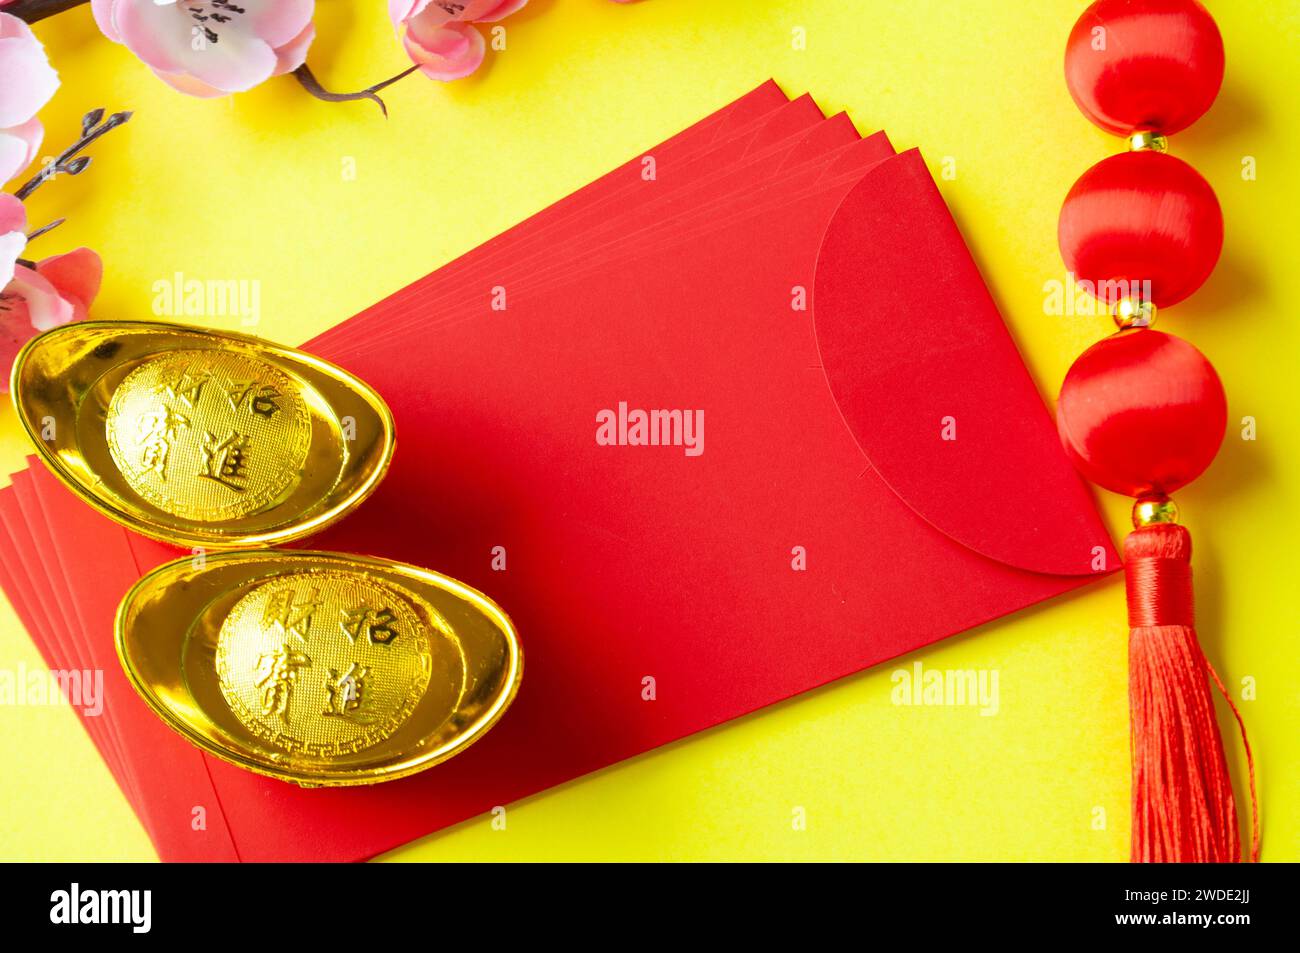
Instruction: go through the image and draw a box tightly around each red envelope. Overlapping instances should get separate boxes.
[339,127,896,356]
[0,488,143,824]
[0,481,138,817]
[2,95,1115,861]
[297,148,1114,862]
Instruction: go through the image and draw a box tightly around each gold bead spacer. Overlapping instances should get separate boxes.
[1113,297,1157,330]
[1132,495,1180,529]
[1127,130,1169,153]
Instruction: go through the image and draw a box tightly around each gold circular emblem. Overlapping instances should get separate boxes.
[215,571,434,757]
[105,349,312,522]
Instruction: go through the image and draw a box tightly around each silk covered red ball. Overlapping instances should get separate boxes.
[1065,0,1224,136]
[1057,329,1226,498]
[1059,150,1222,309]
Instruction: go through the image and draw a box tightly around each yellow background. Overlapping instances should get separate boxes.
[1,0,1295,861]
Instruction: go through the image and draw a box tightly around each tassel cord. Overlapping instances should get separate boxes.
[1124,522,1259,863]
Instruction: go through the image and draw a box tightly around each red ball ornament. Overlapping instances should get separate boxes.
[1057,329,1226,498]
[1059,150,1222,310]
[1065,0,1224,137]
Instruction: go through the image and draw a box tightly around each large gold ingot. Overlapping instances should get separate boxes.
[117,551,523,786]
[9,321,394,548]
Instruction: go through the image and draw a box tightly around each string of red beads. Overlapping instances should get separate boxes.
[1055,0,1227,510]
[1052,0,1259,865]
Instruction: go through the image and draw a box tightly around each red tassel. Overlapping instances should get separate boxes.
[1125,523,1259,862]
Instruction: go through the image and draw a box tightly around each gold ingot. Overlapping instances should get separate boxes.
[9,321,394,548]
[116,551,523,786]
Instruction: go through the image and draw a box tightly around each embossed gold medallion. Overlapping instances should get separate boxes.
[117,551,523,786]
[10,321,394,548]
[106,349,313,522]
[216,572,436,757]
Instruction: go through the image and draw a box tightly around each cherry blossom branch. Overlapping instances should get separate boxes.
[6,0,91,24]
[292,64,420,118]
[26,217,65,242]
[9,4,422,114]
[14,108,132,203]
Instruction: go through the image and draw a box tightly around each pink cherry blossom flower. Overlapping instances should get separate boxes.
[1,247,102,391]
[0,116,42,186]
[0,12,58,183]
[389,0,529,81]
[91,0,316,98]
[0,193,26,290]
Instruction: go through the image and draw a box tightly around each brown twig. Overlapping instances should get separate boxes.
[26,218,65,243]
[292,63,419,118]
[6,0,91,24]
[14,108,132,202]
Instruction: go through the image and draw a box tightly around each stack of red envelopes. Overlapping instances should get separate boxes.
[0,81,1117,861]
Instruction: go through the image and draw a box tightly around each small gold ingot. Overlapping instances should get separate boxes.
[1127,130,1169,153]
[116,551,523,786]
[1132,496,1180,529]
[9,321,395,548]
[1113,297,1157,330]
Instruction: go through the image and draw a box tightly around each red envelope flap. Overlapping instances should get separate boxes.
[813,149,1116,576]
